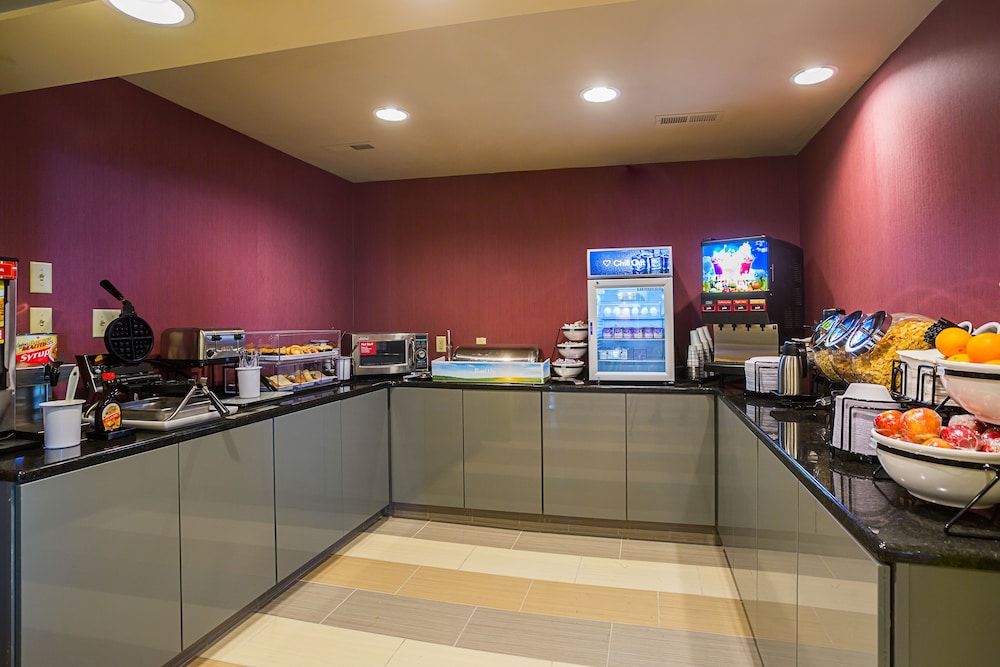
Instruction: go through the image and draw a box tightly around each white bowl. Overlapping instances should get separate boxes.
[561,327,588,342]
[871,430,1000,508]
[938,359,1000,425]
[552,361,584,378]
[557,342,588,359]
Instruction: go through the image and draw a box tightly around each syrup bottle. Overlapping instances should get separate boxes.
[94,372,123,436]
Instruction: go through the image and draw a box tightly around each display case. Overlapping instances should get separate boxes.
[241,330,341,392]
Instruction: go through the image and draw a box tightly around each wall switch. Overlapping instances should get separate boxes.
[476,337,487,345]
[93,309,118,337]
[30,307,52,333]
[29,261,52,294]
[436,335,447,353]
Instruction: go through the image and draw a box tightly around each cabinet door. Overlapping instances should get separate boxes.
[274,402,343,580]
[342,389,390,531]
[756,442,798,666]
[798,485,888,667]
[625,393,715,524]
[180,421,276,648]
[464,389,542,514]
[19,445,181,667]
[717,404,758,630]
[390,386,463,507]
[542,392,626,520]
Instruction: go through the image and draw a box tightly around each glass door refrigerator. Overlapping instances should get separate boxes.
[587,247,674,382]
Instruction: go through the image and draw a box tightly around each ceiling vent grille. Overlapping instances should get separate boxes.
[322,142,375,152]
[655,111,723,126]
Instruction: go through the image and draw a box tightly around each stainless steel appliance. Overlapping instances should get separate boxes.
[0,257,17,438]
[160,327,246,363]
[777,340,814,396]
[348,332,429,376]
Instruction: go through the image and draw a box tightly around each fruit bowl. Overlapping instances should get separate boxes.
[938,359,1000,425]
[871,430,1000,508]
[556,342,588,359]
[552,358,585,378]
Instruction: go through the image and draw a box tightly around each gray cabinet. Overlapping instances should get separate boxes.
[717,403,759,630]
[179,420,276,648]
[625,393,715,524]
[19,445,181,667]
[390,386,463,507]
[463,389,542,513]
[542,392,626,520]
[756,441,798,666]
[342,389,390,530]
[274,401,343,580]
[798,485,888,667]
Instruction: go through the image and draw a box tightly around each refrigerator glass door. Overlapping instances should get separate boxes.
[589,279,673,380]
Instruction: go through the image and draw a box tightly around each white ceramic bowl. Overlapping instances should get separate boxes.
[871,430,1000,508]
[552,359,585,378]
[938,359,1000,425]
[561,326,588,342]
[557,342,588,359]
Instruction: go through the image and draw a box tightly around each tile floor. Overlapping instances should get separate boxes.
[191,518,762,667]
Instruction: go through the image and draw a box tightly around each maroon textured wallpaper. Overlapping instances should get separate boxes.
[0,78,355,362]
[799,0,1000,326]
[352,160,799,356]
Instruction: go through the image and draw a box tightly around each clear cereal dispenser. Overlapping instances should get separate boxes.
[847,312,934,389]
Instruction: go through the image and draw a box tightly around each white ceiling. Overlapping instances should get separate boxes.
[0,0,942,183]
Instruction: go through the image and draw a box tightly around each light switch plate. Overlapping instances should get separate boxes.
[436,336,447,353]
[93,309,119,338]
[30,307,52,333]
[30,261,52,294]
[476,337,487,345]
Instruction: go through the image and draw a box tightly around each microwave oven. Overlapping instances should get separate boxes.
[348,332,429,376]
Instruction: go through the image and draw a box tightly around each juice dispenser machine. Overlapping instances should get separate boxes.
[1,257,17,438]
[699,236,804,365]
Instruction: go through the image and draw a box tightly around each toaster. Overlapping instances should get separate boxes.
[160,328,245,363]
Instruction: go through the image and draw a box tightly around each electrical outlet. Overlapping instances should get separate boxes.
[93,309,118,337]
[436,336,447,353]
[29,307,52,333]
[476,337,487,345]
[29,261,52,294]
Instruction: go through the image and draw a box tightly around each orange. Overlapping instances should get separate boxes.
[934,327,972,357]
[966,332,1000,363]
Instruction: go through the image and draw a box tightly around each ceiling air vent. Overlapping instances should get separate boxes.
[322,142,376,152]
[655,111,723,126]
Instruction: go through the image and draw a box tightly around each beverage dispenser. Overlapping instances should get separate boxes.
[699,236,804,365]
[1,257,17,438]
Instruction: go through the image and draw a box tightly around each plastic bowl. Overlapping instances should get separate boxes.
[938,359,1000,425]
[552,360,584,378]
[556,342,588,359]
[561,326,588,342]
[871,430,1000,508]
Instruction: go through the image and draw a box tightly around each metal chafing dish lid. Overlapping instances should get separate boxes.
[451,346,541,363]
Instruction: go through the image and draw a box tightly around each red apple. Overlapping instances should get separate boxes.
[947,414,986,433]
[900,408,943,444]
[978,427,1000,452]
[940,425,980,450]
[874,410,904,437]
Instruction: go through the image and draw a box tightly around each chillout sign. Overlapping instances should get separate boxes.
[587,247,673,278]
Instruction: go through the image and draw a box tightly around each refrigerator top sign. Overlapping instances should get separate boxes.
[587,246,672,279]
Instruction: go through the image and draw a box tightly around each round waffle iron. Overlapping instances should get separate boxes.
[99,279,155,364]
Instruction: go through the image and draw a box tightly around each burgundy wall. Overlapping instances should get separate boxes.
[799,0,1000,326]
[353,160,799,357]
[0,78,354,362]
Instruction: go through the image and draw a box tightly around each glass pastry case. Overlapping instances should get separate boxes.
[238,329,341,392]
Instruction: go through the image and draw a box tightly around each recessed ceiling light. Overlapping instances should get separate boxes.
[104,0,194,26]
[581,86,620,103]
[374,107,409,122]
[791,66,838,86]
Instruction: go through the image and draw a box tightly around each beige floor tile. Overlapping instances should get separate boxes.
[513,531,622,559]
[323,589,474,645]
[303,555,418,593]
[187,658,248,667]
[397,565,532,610]
[621,539,727,567]
[414,521,522,548]
[206,615,402,667]
[260,581,354,623]
[575,556,702,595]
[521,579,659,626]
[339,532,476,569]
[461,545,582,583]
[386,639,554,667]
[609,622,761,667]
[658,591,753,637]
[695,564,741,599]
[200,614,276,661]
[367,516,428,537]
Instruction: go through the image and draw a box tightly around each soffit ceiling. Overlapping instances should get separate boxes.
[0,0,942,183]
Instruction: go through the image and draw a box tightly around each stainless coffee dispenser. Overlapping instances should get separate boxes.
[777,340,814,397]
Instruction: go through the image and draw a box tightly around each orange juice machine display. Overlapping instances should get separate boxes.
[699,236,804,367]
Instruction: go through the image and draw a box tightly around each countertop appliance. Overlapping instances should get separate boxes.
[1,257,17,440]
[699,236,804,365]
[160,327,246,364]
[587,246,675,382]
[347,332,428,376]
